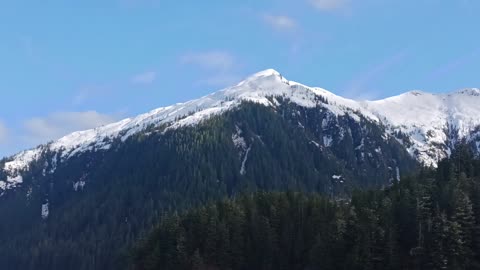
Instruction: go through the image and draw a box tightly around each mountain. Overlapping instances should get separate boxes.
[0,69,479,269]
[2,69,480,193]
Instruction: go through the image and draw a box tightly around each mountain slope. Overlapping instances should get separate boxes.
[362,89,480,165]
[2,69,479,193]
[0,69,479,269]
[0,100,417,270]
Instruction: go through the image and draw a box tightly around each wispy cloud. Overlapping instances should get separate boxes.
[262,14,297,32]
[422,48,480,83]
[0,120,9,144]
[308,0,350,12]
[180,51,236,72]
[260,12,305,56]
[342,50,408,99]
[73,84,111,105]
[131,71,157,85]
[73,69,157,105]
[22,111,120,145]
[181,50,242,87]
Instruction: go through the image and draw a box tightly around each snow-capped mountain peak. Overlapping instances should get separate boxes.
[247,68,283,79]
[1,69,480,191]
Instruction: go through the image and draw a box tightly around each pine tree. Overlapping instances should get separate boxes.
[191,249,205,270]
[452,191,475,268]
[431,210,449,270]
[471,182,480,269]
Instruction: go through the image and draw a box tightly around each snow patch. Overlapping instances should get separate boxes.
[355,138,365,150]
[73,181,86,191]
[323,136,333,147]
[332,175,344,184]
[7,175,23,185]
[310,140,320,148]
[6,175,23,189]
[41,203,49,219]
[0,175,23,190]
[321,118,329,129]
[232,126,247,150]
[240,146,251,175]
[49,154,58,174]
[26,187,33,200]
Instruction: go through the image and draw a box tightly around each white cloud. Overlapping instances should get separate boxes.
[73,84,111,106]
[23,111,119,144]
[262,14,297,32]
[180,51,235,72]
[0,121,8,144]
[180,50,242,88]
[131,71,157,85]
[308,0,349,11]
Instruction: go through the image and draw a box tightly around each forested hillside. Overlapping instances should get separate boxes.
[133,146,480,270]
[0,101,416,270]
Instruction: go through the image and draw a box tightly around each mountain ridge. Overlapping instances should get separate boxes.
[1,69,480,192]
[0,69,478,270]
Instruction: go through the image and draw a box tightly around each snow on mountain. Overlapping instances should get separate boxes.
[363,89,480,166]
[1,69,479,191]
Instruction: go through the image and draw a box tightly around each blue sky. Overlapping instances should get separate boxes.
[1,0,479,157]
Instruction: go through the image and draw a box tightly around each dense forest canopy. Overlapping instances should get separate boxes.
[132,145,480,270]
[0,102,418,270]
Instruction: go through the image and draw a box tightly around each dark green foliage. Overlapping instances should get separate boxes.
[0,101,417,269]
[133,149,480,270]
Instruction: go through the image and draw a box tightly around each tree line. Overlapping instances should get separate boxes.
[132,145,480,270]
